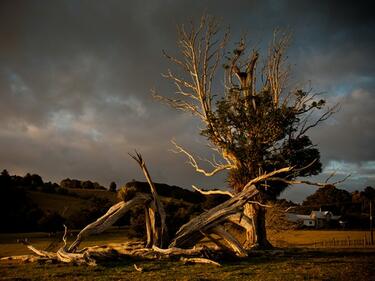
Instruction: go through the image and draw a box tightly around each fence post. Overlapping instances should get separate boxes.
[370,200,373,245]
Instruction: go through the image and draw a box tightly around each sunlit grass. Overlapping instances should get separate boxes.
[1,250,374,280]
[1,230,374,280]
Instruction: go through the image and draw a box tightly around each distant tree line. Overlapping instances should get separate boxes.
[0,169,114,233]
[60,178,107,190]
[0,169,59,232]
[0,169,61,193]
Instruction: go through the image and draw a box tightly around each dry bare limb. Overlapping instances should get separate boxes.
[268,174,351,188]
[246,201,272,208]
[266,30,291,107]
[171,139,234,177]
[324,171,337,183]
[24,225,97,266]
[129,151,168,248]
[155,15,229,147]
[0,255,42,263]
[242,166,293,190]
[211,226,247,257]
[291,159,318,176]
[180,257,221,266]
[68,195,150,252]
[298,103,340,137]
[170,183,261,251]
[151,245,205,256]
[192,185,234,197]
[226,212,254,245]
[284,206,297,213]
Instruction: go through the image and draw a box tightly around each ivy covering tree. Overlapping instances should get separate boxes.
[154,16,337,248]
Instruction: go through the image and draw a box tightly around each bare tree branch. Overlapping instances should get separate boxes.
[298,103,340,137]
[192,185,234,197]
[171,139,234,177]
[242,166,293,190]
[268,174,351,188]
[129,151,168,248]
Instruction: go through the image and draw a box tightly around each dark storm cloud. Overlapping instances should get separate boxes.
[0,0,374,200]
[311,89,375,163]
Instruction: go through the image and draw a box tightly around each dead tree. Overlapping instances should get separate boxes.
[153,15,338,248]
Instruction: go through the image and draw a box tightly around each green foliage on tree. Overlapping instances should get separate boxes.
[302,185,351,210]
[207,87,323,196]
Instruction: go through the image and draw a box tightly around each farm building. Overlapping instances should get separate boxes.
[286,210,341,228]
[311,210,341,228]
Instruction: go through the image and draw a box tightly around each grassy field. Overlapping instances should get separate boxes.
[1,249,374,280]
[1,230,374,280]
[269,230,374,247]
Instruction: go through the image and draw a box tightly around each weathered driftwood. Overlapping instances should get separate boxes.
[180,257,221,266]
[68,194,151,252]
[130,152,168,248]
[5,154,172,265]
[225,209,255,248]
[22,225,97,265]
[210,226,247,257]
[170,168,292,252]
[5,240,217,265]
[192,185,234,197]
[1,255,42,263]
[169,184,259,250]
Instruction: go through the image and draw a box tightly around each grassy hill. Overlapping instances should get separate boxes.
[25,181,214,218]
[0,169,230,234]
[26,190,118,218]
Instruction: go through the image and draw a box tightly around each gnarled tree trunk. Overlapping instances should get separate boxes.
[249,204,272,249]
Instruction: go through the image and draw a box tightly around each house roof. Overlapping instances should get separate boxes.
[311,211,332,219]
[287,211,341,222]
[286,213,313,222]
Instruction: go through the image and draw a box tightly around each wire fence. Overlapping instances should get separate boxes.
[274,235,375,248]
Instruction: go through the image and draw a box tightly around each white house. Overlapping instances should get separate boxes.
[286,210,341,228]
[286,213,316,227]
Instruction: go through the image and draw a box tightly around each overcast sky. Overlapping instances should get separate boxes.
[0,0,374,202]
